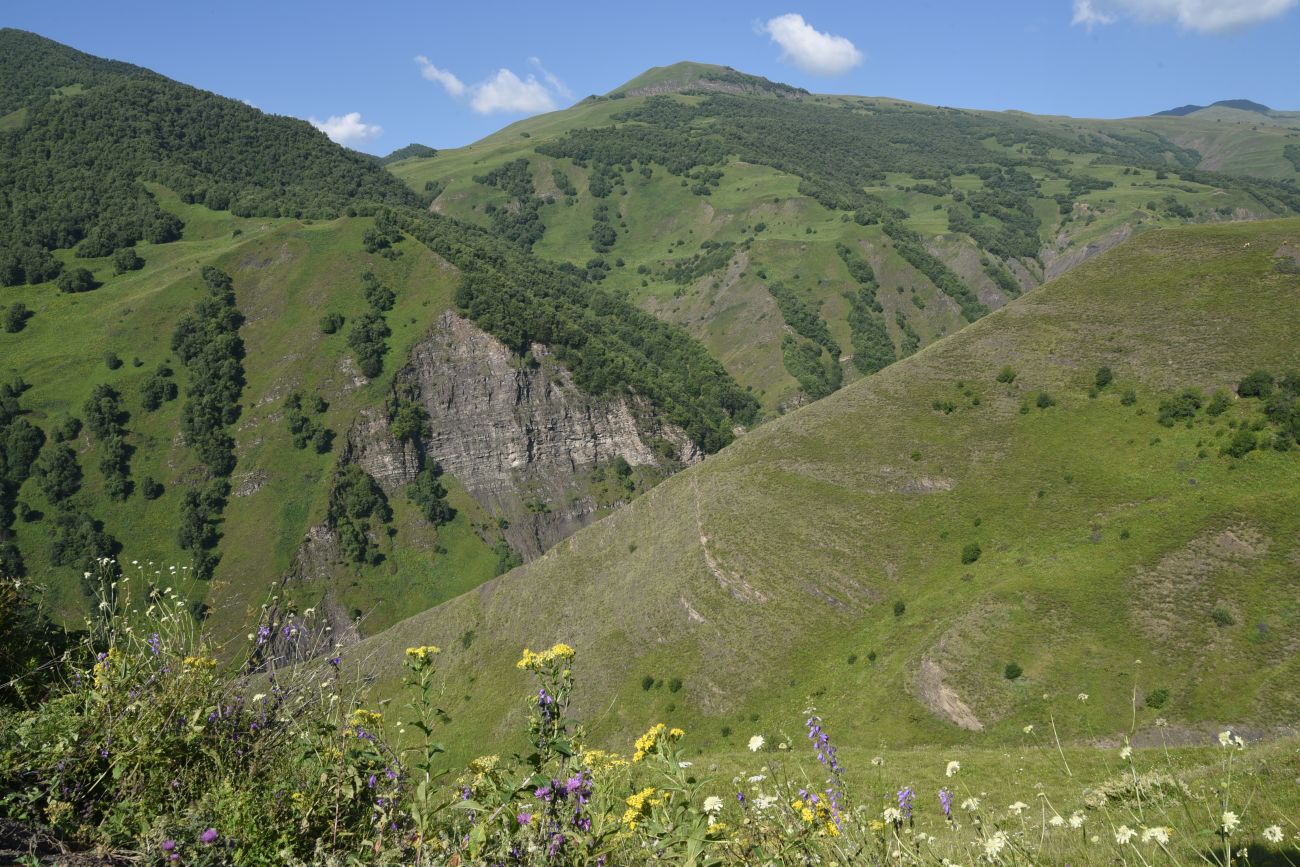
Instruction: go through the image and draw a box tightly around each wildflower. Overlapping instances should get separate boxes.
[1068,811,1086,829]
[897,786,915,820]
[945,760,960,777]
[517,812,532,826]
[960,797,980,812]
[1049,815,1065,827]
[1262,825,1284,844]
[678,761,693,768]
[754,794,778,812]
[405,645,440,661]
[1155,717,1168,727]
[516,643,576,671]
[200,828,218,844]
[1115,825,1137,844]
[983,830,1008,859]
[747,774,766,784]
[1141,826,1170,845]
[622,787,660,830]
[1222,812,1239,834]
[1008,801,1028,816]
[804,711,843,775]
[872,755,885,766]
[882,806,903,824]
[748,734,765,752]
[703,796,723,815]
[161,839,176,852]
[938,788,954,819]
[1023,724,1034,734]
[251,693,266,703]
[1119,745,1132,760]
[1077,693,1089,702]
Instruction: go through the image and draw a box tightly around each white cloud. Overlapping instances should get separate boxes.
[529,56,573,100]
[1071,0,1297,32]
[760,13,863,76]
[1072,0,1116,27]
[415,56,567,115]
[415,55,466,97]
[309,112,383,147]
[470,69,556,114]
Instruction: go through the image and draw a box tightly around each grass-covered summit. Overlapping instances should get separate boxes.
[391,68,1300,412]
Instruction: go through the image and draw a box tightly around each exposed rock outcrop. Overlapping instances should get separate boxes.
[389,311,701,559]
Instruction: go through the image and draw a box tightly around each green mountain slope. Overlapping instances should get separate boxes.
[355,218,1300,760]
[0,37,756,642]
[389,68,1300,412]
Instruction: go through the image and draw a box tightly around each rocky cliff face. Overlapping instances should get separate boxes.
[356,310,701,559]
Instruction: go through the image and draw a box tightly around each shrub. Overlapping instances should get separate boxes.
[104,351,123,370]
[641,674,655,691]
[1157,389,1201,426]
[112,247,144,274]
[892,600,906,617]
[961,542,982,564]
[1036,392,1056,409]
[140,476,164,500]
[1237,370,1273,398]
[1205,390,1231,416]
[1145,688,1169,709]
[996,366,1017,384]
[668,677,683,693]
[1095,366,1113,388]
[57,267,97,293]
[1004,661,1023,680]
[3,302,31,333]
[1121,389,1137,406]
[1220,429,1257,458]
[319,312,344,334]
[1210,607,1236,627]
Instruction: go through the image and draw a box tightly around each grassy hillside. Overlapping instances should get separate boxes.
[354,218,1300,761]
[0,36,762,643]
[389,69,1300,412]
[0,188,503,636]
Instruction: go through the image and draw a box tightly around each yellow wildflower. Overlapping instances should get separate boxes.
[405,645,441,661]
[579,749,629,774]
[516,643,577,671]
[633,723,666,761]
[622,786,658,830]
[182,655,217,671]
[349,708,383,729]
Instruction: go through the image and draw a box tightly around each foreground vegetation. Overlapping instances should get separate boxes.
[1,567,1296,865]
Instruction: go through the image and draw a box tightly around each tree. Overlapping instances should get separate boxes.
[83,384,125,440]
[57,267,97,293]
[3,418,46,484]
[35,443,83,503]
[1237,370,1274,398]
[112,247,144,274]
[390,402,430,443]
[3,303,31,333]
[407,464,455,526]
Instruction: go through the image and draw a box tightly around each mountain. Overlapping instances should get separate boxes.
[378,142,438,165]
[3,35,1300,729]
[356,217,1300,759]
[390,69,1300,413]
[1155,99,1274,117]
[0,35,754,642]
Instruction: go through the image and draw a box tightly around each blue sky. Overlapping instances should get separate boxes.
[5,0,1298,154]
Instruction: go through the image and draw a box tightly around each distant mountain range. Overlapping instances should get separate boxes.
[1155,99,1274,116]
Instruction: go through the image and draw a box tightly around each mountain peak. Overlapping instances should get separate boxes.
[605,61,808,100]
[1154,98,1273,117]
